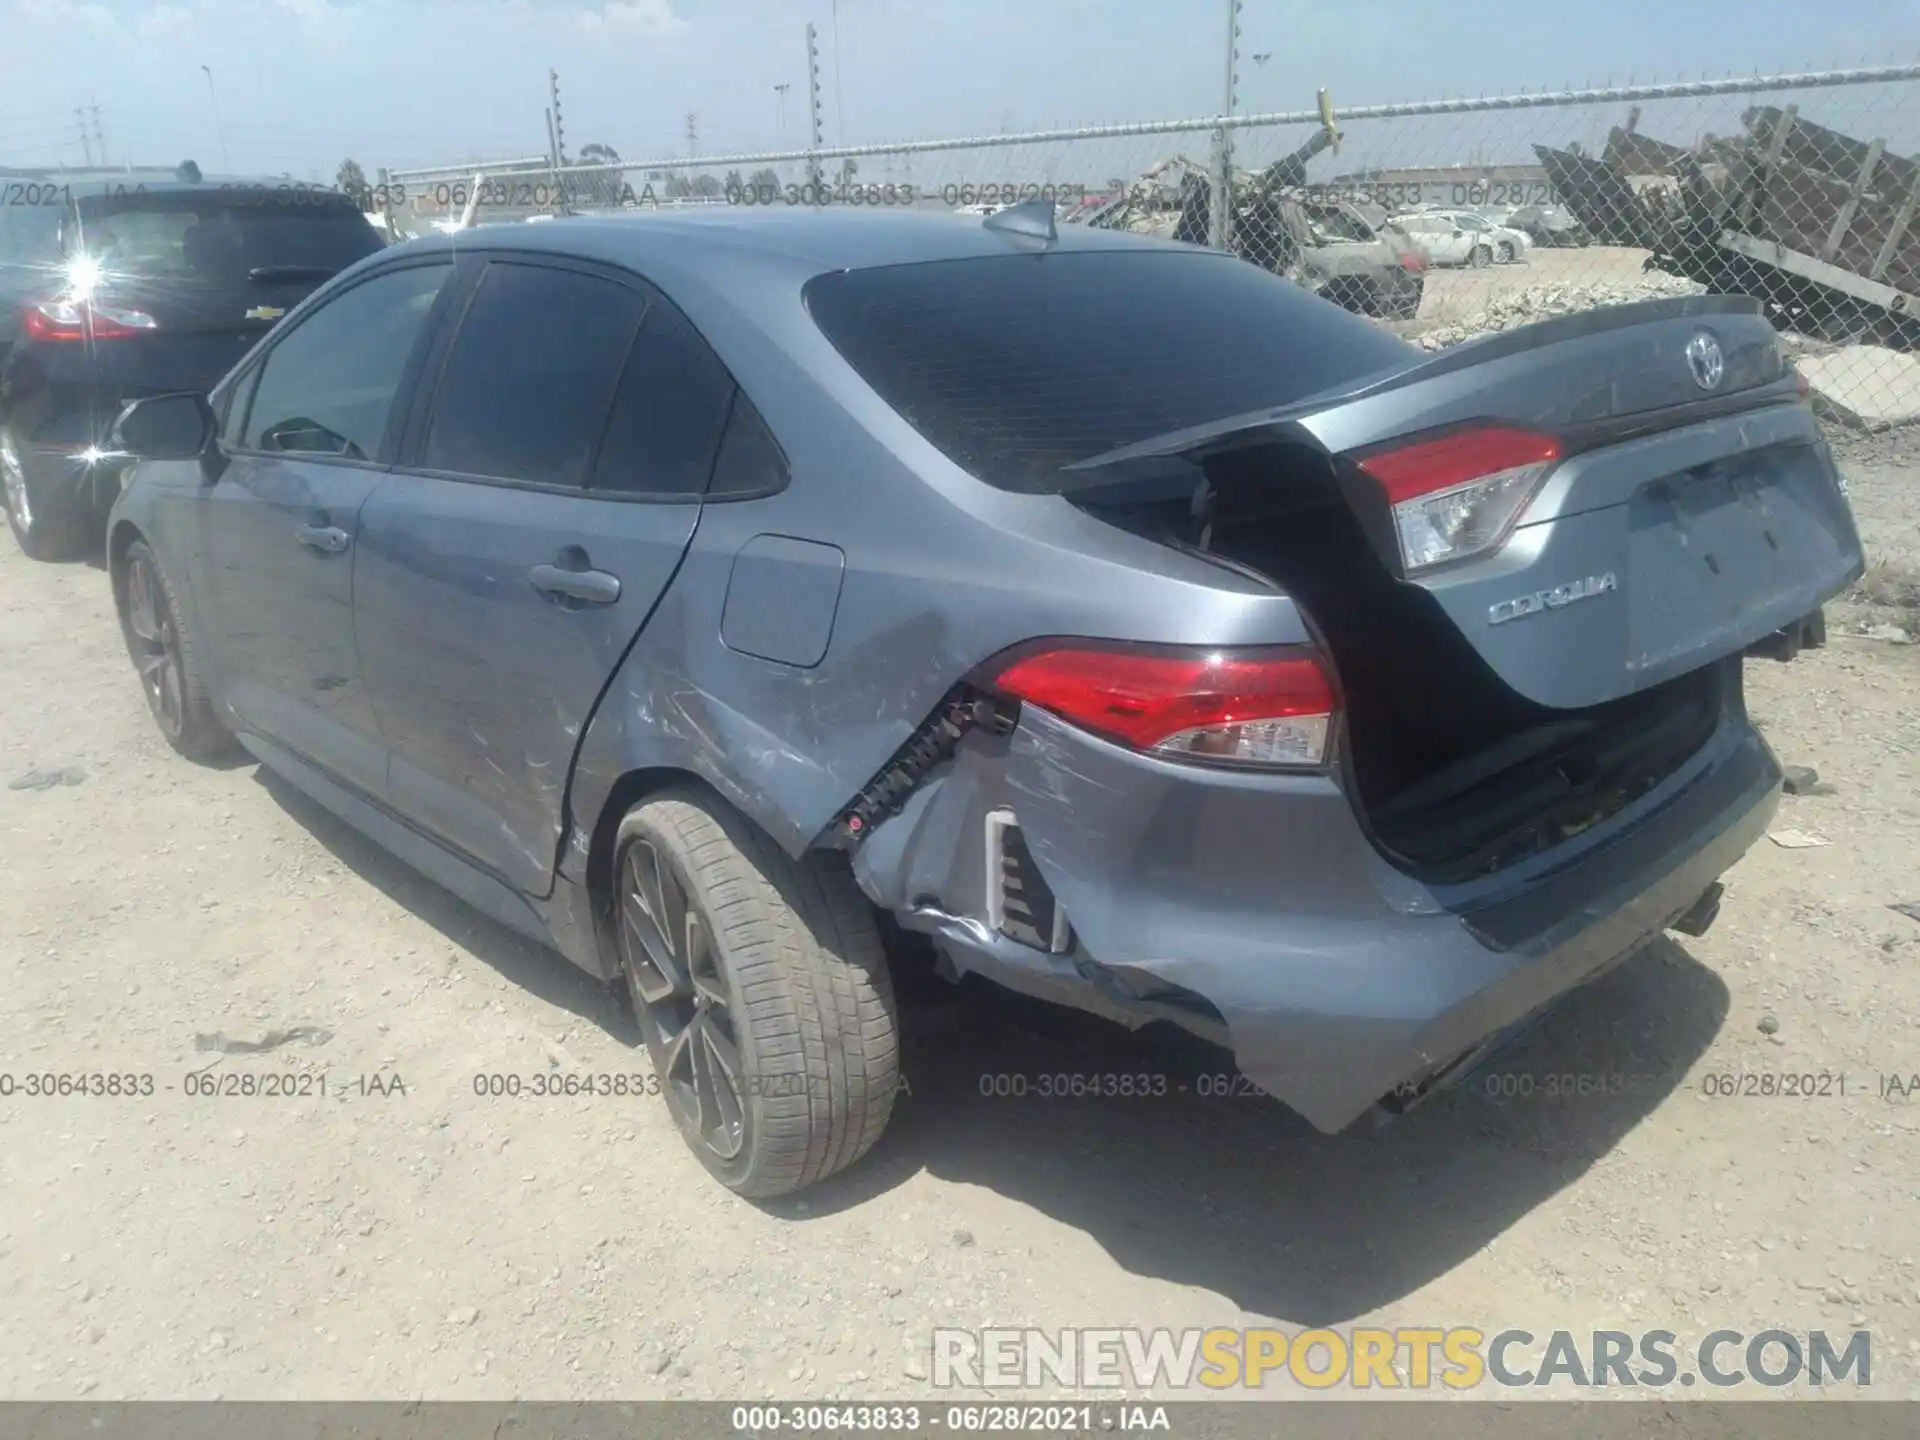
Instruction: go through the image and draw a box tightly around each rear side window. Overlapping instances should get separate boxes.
[708,392,788,498]
[71,194,381,284]
[805,250,1413,493]
[589,300,736,498]
[244,262,449,458]
[422,262,643,487]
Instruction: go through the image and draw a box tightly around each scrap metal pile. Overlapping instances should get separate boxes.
[1538,104,1920,350]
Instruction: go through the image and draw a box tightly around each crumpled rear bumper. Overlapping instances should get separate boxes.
[853,692,1779,1134]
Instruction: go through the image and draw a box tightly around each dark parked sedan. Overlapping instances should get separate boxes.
[106,204,1862,1195]
[1,169,383,558]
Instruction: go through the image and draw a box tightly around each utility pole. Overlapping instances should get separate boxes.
[76,109,94,167]
[548,68,567,166]
[774,83,790,141]
[830,0,846,142]
[1211,0,1241,251]
[200,65,230,172]
[546,108,567,215]
[805,23,825,197]
[685,111,698,157]
[88,103,106,167]
[547,67,570,215]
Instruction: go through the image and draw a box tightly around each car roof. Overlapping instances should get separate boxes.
[374,205,1201,281]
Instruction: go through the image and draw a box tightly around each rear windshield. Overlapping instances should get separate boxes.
[805,249,1414,492]
[69,193,382,287]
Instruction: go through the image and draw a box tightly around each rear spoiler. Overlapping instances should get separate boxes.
[1055,293,1768,487]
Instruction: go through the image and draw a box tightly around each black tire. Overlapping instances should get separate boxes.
[1495,240,1516,264]
[1469,244,1493,269]
[2,426,86,561]
[614,789,898,1198]
[116,538,234,762]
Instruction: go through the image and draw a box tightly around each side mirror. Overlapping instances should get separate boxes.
[112,392,214,461]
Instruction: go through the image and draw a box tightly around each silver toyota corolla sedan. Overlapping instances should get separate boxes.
[104,202,1862,1194]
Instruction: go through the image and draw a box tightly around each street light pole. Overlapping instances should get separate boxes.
[200,65,231,173]
[774,83,790,140]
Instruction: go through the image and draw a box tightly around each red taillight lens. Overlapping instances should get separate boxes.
[1398,251,1426,273]
[1354,424,1562,573]
[987,642,1337,769]
[24,299,157,341]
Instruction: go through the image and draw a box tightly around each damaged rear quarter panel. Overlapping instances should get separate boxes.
[560,291,1318,878]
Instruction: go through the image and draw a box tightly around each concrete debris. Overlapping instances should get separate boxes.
[1768,829,1832,849]
[1798,347,1920,432]
[9,765,86,791]
[1781,765,1828,797]
[1413,274,1705,350]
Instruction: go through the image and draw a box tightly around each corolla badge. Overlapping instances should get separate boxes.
[1685,330,1725,390]
[1488,572,1618,626]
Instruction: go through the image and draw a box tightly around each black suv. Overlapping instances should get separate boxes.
[0,165,385,558]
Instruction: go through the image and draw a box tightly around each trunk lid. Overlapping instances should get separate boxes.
[1064,295,1864,710]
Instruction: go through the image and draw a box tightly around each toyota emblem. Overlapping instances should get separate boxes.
[1685,331,1725,391]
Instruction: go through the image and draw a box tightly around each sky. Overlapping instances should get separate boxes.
[0,0,1916,180]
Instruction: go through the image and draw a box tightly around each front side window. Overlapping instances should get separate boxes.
[243,263,450,458]
[421,261,643,487]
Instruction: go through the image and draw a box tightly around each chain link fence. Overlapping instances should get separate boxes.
[388,65,1920,433]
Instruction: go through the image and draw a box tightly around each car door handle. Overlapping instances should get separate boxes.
[295,523,350,554]
[528,563,621,606]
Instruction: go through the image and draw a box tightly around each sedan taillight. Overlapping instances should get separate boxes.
[984,641,1337,769]
[1354,423,1562,574]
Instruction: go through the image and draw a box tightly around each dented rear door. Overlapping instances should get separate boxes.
[353,257,731,897]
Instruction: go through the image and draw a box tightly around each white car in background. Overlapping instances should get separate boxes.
[1389,209,1532,267]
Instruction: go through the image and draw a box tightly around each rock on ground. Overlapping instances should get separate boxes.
[1800,346,1920,432]
[1413,273,1707,349]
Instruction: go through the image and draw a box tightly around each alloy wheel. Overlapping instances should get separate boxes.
[124,553,185,739]
[619,837,747,1161]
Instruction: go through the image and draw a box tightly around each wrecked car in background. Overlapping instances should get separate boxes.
[106,205,1862,1198]
[1092,158,1426,319]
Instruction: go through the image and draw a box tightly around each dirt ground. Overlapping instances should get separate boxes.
[1,438,1917,1403]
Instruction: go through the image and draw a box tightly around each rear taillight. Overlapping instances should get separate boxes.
[985,641,1337,769]
[1398,251,1426,272]
[1354,423,1561,574]
[24,298,158,342]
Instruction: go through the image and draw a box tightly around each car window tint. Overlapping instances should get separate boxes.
[590,300,735,497]
[244,263,449,459]
[707,390,788,498]
[423,262,643,487]
[806,250,1414,493]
